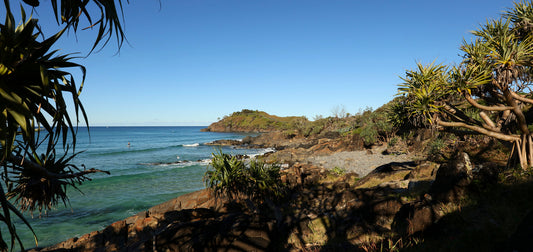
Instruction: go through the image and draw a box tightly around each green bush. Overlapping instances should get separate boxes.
[388,136,400,147]
[204,150,286,204]
[332,166,346,176]
[360,124,379,146]
[349,106,396,146]
[428,138,446,156]
[204,150,245,200]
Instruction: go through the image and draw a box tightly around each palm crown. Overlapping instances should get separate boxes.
[0,0,124,249]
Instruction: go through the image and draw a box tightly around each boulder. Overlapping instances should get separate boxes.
[393,201,439,236]
[430,152,473,202]
[377,180,410,191]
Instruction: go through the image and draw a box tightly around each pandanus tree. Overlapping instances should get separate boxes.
[399,1,533,170]
[0,0,125,250]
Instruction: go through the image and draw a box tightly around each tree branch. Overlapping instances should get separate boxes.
[479,111,497,129]
[503,88,530,134]
[465,94,513,111]
[496,110,512,130]
[442,103,483,126]
[437,120,520,142]
[511,91,533,104]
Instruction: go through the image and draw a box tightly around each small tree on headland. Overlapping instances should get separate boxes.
[1,0,125,249]
[399,1,533,170]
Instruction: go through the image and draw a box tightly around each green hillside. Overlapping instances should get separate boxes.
[202,109,308,132]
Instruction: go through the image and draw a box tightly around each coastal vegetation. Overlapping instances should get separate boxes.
[204,150,286,205]
[8,0,533,251]
[0,0,124,250]
[185,1,533,250]
[399,1,533,170]
[207,103,399,148]
[201,109,308,132]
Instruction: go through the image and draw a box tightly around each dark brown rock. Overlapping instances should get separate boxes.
[204,139,243,146]
[430,152,473,202]
[393,202,439,236]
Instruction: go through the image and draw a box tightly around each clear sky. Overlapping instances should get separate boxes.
[17,0,515,126]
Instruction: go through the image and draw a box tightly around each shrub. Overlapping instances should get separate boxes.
[428,138,446,157]
[388,136,400,147]
[204,150,245,200]
[204,150,286,204]
[352,107,396,146]
[332,166,346,176]
[360,124,379,146]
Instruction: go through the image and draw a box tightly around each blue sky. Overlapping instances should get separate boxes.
[20,0,514,126]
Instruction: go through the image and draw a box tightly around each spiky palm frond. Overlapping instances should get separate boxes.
[0,7,83,250]
[204,150,285,205]
[470,18,533,88]
[449,64,492,94]
[0,6,88,158]
[398,62,450,124]
[504,0,533,36]
[0,2,116,249]
[5,141,91,214]
[204,149,246,200]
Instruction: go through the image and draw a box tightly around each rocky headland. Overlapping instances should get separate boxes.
[31,110,533,251]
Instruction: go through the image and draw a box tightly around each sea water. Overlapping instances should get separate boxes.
[10,126,265,248]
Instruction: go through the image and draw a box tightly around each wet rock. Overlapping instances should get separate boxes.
[205,139,242,146]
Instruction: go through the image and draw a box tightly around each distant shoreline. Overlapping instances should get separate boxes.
[76,125,210,128]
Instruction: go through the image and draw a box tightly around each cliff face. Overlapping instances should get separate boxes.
[201,109,307,133]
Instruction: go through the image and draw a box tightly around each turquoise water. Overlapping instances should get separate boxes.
[10,126,264,248]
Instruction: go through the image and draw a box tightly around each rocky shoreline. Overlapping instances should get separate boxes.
[30,130,523,251]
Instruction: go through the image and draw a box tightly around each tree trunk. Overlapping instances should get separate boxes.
[508,134,533,170]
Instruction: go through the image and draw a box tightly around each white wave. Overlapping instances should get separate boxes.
[183,143,200,147]
[142,159,212,169]
[197,159,212,165]
[248,148,276,158]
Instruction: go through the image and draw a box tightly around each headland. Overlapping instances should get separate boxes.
[31,108,532,251]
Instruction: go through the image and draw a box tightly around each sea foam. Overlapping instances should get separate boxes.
[183,143,200,147]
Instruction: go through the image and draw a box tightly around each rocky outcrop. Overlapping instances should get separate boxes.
[30,189,223,251]
[204,139,243,146]
[31,150,501,251]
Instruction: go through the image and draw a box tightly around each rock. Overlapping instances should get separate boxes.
[408,180,434,192]
[377,180,410,191]
[32,189,222,251]
[430,152,473,202]
[102,220,127,250]
[372,199,403,230]
[323,131,340,139]
[204,139,242,146]
[393,202,439,236]
[473,162,500,185]
[406,161,439,180]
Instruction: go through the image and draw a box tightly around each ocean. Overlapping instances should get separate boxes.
[11,126,266,249]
